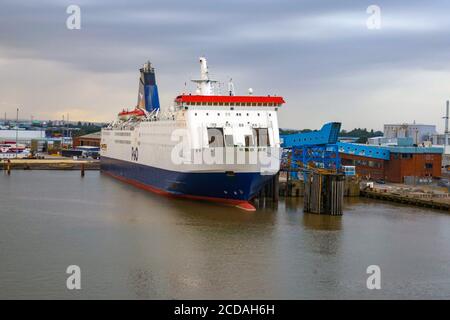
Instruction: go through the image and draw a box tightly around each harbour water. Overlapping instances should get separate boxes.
[1,171,450,299]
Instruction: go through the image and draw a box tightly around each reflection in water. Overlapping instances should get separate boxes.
[128,268,153,299]
[157,196,282,299]
[283,197,303,213]
[302,213,342,231]
[253,198,278,211]
[1,171,450,299]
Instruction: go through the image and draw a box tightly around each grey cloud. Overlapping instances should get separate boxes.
[1,0,450,130]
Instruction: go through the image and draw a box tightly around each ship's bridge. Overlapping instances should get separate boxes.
[175,95,285,150]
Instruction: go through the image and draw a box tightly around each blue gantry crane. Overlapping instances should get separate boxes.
[280,122,342,179]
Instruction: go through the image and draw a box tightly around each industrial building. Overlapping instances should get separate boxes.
[431,133,450,146]
[338,138,443,183]
[73,132,101,148]
[382,123,436,145]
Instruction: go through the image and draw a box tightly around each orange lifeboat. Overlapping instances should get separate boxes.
[118,108,146,121]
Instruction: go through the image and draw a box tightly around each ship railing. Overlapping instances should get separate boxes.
[140,109,178,122]
[143,109,160,121]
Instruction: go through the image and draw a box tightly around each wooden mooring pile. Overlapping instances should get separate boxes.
[255,170,345,215]
[255,172,280,202]
[303,172,344,216]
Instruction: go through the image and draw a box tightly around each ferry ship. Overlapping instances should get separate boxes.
[100,58,285,211]
[0,142,30,159]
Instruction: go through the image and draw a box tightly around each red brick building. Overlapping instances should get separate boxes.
[340,153,385,180]
[384,152,441,183]
[73,132,101,148]
[339,143,443,183]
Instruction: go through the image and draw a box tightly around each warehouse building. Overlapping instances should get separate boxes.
[338,139,443,183]
[73,132,101,148]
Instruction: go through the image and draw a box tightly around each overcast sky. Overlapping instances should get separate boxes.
[1,0,450,131]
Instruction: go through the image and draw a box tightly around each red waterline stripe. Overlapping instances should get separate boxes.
[101,170,256,211]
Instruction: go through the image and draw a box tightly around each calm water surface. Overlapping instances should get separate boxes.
[1,171,450,299]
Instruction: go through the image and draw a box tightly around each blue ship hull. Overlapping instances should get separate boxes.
[100,157,274,208]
